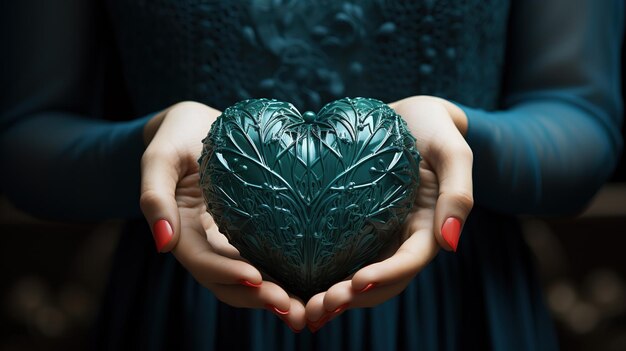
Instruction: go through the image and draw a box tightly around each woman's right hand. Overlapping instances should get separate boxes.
[139,101,306,332]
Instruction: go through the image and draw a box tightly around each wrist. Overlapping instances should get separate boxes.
[389,95,468,137]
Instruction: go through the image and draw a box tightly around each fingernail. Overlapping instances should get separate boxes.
[240,280,262,288]
[325,304,349,324]
[331,303,349,315]
[153,219,173,252]
[265,304,289,316]
[358,282,377,293]
[266,305,300,332]
[442,217,462,252]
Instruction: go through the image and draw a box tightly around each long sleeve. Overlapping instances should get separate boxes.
[462,0,624,215]
[0,0,152,220]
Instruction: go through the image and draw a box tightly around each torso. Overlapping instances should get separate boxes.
[106,0,510,113]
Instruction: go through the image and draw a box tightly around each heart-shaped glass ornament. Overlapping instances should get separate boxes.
[199,97,420,300]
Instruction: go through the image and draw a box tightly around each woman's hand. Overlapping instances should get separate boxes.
[140,101,306,332]
[304,96,474,332]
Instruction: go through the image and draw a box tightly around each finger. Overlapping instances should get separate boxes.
[185,249,263,286]
[210,281,291,312]
[324,278,411,311]
[351,225,438,291]
[205,226,243,260]
[304,282,352,326]
[173,226,262,286]
[322,280,353,312]
[343,280,411,309]
[392,97,474,252]
[305,292,327,323]
[429,137,474,252]
[307,279,414,330]
[280,296,307,332]
[140,102,219,253]
[305,291,334,333]
[140,145,183,253]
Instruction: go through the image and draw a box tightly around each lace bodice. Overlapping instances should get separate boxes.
[106,0,510,113]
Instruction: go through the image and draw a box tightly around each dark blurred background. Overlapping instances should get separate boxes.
[0,21,625,351]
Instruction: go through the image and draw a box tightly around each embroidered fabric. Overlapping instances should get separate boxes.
[106,0,510,113]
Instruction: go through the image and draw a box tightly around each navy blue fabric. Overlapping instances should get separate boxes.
[1,0,623,350]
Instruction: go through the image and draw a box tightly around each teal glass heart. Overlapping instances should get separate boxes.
[199,97,420,300]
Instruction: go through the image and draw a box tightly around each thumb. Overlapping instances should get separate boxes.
[140,147,182,253]
[393,96,473,252]
[431,139,474,252]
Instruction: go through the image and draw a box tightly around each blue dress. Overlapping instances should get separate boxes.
[1,0,623,350]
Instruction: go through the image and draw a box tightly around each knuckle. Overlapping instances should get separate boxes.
[449,191,474,212]
[438,190,474,213]
[139,189,163,213]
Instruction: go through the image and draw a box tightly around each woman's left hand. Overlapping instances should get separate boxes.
[304,96,474,332]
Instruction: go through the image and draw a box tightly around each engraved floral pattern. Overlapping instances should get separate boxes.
[198,98,420,299]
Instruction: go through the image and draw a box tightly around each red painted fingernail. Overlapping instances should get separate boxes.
[358,282,377,293]
[240,280,262,288]
[323,304,350,326]
[153,219,173,252]
[265,304,289,316]
[332,303,349,315]
[442,217,462,252]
